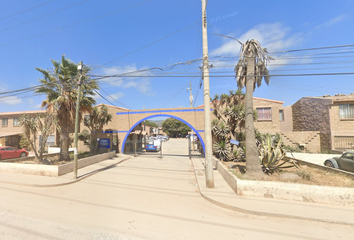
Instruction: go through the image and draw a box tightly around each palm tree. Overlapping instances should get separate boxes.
[36,55,99,161]
[234,39,273,177]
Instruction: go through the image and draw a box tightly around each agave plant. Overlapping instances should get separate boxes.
[259,134,297,175]
[231,146,246,162]
[213,140,230,162]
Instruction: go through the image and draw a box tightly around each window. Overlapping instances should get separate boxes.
[279,110,284,121]
[256,108,272,120]
[84,115,90,122]
[13,117,20,126]
[340,104,354,119]
[2,118,8,127]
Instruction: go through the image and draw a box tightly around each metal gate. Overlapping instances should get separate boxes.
[334,136,354,151]
[188,137,204,159]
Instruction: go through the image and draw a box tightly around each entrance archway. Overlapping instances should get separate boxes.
[121,114,205,154]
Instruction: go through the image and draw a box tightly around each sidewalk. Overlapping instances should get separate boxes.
[0,154,131,187]
[191,157,354,226]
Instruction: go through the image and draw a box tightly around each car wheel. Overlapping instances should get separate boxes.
[324,160,334,168]
[0,155,2,160]
[20,152,27,158]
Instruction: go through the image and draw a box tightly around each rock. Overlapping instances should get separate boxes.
[279,172,301,181]
[42,158,51,165]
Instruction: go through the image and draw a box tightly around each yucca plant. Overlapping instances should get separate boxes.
[232,146,245,162]
[213,140,230,162]
[259,134,297,175]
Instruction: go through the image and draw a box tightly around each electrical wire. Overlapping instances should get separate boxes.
[93,89,117,107]
[0,0,153,48]
[0,0,92,34]
[0,0,56,22]
[92,22,201,69]
[90,72,354,80]
[275,44,354,53]
[99,86,133,110]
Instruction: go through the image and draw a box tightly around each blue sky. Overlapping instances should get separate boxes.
[0,0,354,113]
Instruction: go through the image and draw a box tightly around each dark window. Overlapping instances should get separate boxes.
[2,118,8,127]
[279,110,284,121]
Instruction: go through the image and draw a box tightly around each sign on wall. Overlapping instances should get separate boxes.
[98,138,110,149]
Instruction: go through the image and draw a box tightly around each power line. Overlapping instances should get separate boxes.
[0,85,41,96]
[93,89,117,107]
[0,0,152,48]
[0,0,56,22]
[99,86,133,109]
[92,22,201,69]
[0,0,92,34]
[276,44,354,53]
[90,72,354,79]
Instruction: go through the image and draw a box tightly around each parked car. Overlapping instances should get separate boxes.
[0,146,28,160]
[324,152,354,173]
[146,140,160,152]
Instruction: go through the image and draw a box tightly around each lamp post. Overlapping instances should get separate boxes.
[73,61,83,179]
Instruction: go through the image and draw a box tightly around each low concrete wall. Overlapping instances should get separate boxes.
[48,146,75,154]
[58,151,116,176]
[1,152,64,163]
[213,157,354,206]
[0,151,116,177]
[285,152,341,166]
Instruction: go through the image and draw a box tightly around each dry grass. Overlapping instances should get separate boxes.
[227,161,354,188]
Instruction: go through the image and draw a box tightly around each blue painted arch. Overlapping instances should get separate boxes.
[121,114,205,154]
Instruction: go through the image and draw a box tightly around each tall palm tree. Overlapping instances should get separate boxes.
[36,55,99,161]
[234,39,273,177]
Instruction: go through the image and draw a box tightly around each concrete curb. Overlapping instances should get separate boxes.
[190,157,354,226]
[0,157,132,188]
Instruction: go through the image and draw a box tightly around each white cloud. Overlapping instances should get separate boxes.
[107,92,125,101]
[211,23,302,56]
[92,90,102,100]
[210,23,305,71]
[315,15,347,29]
[0,96,22,105]
[33,103,42,109]
[100,65,153,94]
[0,85,23,105]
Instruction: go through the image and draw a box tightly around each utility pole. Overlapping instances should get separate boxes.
[201,0,214,188]
[73,61,83,179]
[187,82,193,107]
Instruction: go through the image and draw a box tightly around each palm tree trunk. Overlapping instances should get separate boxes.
[245,51,263,177]
[60,131,71,161]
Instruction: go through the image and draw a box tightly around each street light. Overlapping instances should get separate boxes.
[73,61,83,179]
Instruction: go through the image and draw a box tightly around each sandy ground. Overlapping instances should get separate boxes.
[0,139,353,239]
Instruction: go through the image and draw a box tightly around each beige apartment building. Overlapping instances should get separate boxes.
[291,93,354,152]
[3,93,354,154]
[0,110,50,149]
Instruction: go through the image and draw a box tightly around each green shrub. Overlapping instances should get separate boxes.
[259,134,298,175]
